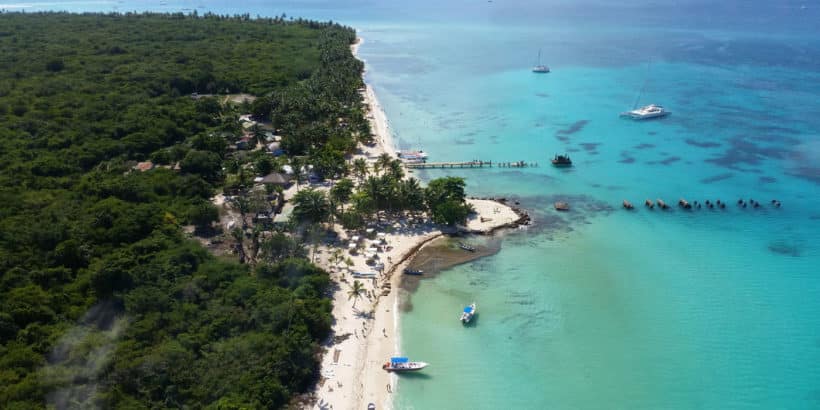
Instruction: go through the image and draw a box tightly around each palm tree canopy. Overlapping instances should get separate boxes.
[347,279,365,301]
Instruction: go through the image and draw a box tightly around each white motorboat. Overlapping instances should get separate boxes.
[460,302,476,324]
[382,357,429,372]
[621,104,669,120]
[398,150,428,161]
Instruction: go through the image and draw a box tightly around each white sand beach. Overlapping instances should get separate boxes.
[309,38,522,410]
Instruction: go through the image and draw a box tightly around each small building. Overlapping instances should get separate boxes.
[134,161,154,172]
[273,203,294,226]
[259,172,292,187]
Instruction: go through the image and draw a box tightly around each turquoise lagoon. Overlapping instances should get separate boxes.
[18,1,820,408]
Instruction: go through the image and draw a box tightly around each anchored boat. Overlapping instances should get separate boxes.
[382,357,428,372]
[460,302,477,324]
[403,268,423,276]
[551,154,572,167]
[621,104,669,120]
[532,48,550,73]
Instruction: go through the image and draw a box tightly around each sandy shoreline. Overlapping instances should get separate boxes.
[309,38,525,410]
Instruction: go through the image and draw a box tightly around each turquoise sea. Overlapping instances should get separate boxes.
[15,0,820,408]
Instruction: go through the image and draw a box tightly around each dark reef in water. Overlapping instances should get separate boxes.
[700,173,734,184]
[758,176,777,184]
[706,135,792,169]
[685,138,721,148]
[635,143,655,150]
[768,241,803,257]
[454,138,475,145]
[555,120,589,138]
[580,142,601,153]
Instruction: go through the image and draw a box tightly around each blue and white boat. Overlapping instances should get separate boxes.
[382,356,429,372]
[460,302,477,324]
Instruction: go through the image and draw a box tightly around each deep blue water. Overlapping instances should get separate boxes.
[10,1,820,408]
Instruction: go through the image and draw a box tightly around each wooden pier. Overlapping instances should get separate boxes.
[404,160,538,169]
[405,160,493,169]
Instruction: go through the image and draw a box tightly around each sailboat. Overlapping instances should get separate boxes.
[532,49,550,73]
[620,60,669,119]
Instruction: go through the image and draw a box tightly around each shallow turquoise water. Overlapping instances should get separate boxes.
[20,1,820,408]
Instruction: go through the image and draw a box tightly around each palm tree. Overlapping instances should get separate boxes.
[387,159,404,180]
[290,157,304,190]
[352,158,368,185]
[231,227,246,264]
[347,280,366,309]
[376,153,393,176]
[292,188,330,225]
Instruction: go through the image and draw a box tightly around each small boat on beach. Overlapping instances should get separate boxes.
[532,48,550,73]
[554,201,570,211]
[352,271,378,279]
[382,357,428,372]
[460,302,477,324]
[551,154,572,167]
[403,268,424,276]
[621,104,669,120]
[458,242,476,252]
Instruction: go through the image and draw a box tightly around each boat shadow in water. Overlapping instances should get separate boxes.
[396,372,433,380]
[462,314,479,327]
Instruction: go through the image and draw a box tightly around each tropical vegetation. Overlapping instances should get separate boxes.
[0,11,363,408]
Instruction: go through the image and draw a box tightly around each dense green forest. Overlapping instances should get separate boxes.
[0,12,362,408]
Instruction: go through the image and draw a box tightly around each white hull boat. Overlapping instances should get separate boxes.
[621,104,669,120]
[382,357,428,372]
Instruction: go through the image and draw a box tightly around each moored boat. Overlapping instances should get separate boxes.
[551,154,572,167]
[623,200,634,210]
[382,357,428,372]
[403,268,424,276]
[621,104,669,120]
[532,48,550,73]
[398,150,428,161]
[460,302,476,324]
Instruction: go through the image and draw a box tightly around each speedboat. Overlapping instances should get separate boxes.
[621,104,669,120]
[460,303,476,324]
[382,357,428,372]
[551,154,572,167]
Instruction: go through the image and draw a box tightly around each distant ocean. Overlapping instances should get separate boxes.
[16,1,820,408]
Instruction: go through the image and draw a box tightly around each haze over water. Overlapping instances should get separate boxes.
[17,0,820,408]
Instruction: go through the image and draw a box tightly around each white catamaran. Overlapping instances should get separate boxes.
[621,104,669,120]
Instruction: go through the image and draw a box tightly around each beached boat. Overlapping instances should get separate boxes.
[460,302,476,324]
[458,242,476,252]
[621,104,669,120]
[403,268,424,276]
[532,49,550,73]
[382,357,428,372]
[551,154,572,167]
[352,271,378,279]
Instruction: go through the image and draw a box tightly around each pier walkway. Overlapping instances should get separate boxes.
[404,160,538,169]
